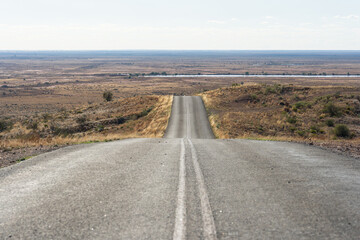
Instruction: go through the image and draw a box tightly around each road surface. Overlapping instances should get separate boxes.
[0,96,359,239]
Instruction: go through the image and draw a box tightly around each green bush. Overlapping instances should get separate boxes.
[334,124,350,138]
[323,102,341,117]
[325,119,335,127]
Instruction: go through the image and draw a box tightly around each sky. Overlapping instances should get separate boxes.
[0,0,359,50]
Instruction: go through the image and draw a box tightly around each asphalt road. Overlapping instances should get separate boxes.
[1,96,360,239]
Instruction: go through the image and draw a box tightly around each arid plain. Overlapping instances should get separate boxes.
[1,51,360,167]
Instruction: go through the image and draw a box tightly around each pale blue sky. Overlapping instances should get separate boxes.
[1,0,359,50]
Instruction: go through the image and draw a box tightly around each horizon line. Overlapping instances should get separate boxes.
[1,49,360,52]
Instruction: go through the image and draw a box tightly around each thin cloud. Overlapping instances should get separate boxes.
[208,20,226,24]
[334,15,359,20]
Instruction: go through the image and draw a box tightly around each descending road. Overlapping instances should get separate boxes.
[164,96,214,139]
[1,96,360,239]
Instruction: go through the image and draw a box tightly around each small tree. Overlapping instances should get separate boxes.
[103,91,113,102]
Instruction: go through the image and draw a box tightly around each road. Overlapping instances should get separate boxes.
[1,96,360,239]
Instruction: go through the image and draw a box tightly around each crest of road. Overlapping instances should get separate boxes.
[1,96,360,239]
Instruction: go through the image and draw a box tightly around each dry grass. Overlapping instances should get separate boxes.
[0,95,173,150]
[200,84,360,157]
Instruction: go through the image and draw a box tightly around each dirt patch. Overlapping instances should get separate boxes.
[0,145,63,168]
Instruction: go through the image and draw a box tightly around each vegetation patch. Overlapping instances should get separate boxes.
[0,95,173,151]
[200,84,360,143]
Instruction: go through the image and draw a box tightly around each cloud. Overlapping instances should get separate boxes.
[264,16,274,19]
[299,22,312,26]
[208,20,226,24]
[1,23,360,50]
[334,15,359,20]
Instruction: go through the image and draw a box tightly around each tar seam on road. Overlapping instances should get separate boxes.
[173,138,187,240]
[186,98,191,138]
[188,138,217,240]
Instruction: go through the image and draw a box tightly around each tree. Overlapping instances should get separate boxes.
[103,91,113,102]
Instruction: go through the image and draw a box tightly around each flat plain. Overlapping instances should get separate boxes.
[1,51,360,166]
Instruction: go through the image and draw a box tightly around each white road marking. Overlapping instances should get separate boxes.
[173,138,187,240]
[188,138,217,240]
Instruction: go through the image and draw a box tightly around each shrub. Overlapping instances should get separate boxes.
[137,107,153,118]
[294,101,311,109]
[76,115,87,124]
[42,113,51,122]
[286,116,297,124]
[103,91,113,102]
[97,125,105,132]
[250,94,259,102]
[297,130,306,137]
[265,86,276,95]
[0,120,10,132]
[334,124,350,138]
[310,125,320,134]
[116,116,126,124]
[325,119,335,127]
[334,91,341,99]
[293,95,300,101]
[323,102,341,117]
[28,122,38,130]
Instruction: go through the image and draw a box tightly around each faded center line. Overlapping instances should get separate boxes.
[173,138,186,240]
[188,138,217,240]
